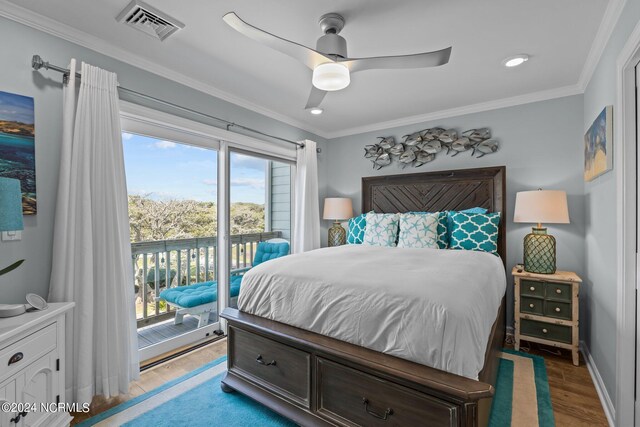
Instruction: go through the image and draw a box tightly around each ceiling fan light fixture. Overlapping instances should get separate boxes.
[309,108,324,115]
[312,62,350,91]
[503,54,529,68]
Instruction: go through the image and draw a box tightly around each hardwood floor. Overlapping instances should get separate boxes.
[70,338,227,425]
[513,341,609,426]
[73,338,607,426]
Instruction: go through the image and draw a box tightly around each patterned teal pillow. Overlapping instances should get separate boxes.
[407,211,448,249]
[363,213,400,247]
[347,214,366,244]
[449,212,501,254]
[397,213,439,249]
[446,207,488,243]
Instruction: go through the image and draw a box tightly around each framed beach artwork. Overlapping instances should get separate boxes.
[584,105,613,182]
[0,90,36,214]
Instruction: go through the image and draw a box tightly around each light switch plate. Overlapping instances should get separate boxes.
[2,231,22,241]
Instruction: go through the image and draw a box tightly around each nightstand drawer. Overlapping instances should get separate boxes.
[520,296,544,316]
[544,301,572,320]
[520,319,572,344]
[545,282,572,301]
[520,280,544,298]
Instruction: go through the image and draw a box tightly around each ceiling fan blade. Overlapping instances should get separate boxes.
[223,12,333,70]
[304,86,328,110]
[342,47,452,73]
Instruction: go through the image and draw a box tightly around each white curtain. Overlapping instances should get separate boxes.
[49,61,139,405]
[293,140,320,253]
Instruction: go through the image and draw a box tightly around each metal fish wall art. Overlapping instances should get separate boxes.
[365,126,498,169]
[403,131,423,146]
[372,152,391,170]
[473,139,499,158]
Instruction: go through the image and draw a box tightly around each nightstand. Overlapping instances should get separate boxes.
[512,267,582,366]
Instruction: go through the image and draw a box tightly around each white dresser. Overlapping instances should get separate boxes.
[0,303,74,427]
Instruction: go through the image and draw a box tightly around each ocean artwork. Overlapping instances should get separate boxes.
[584,106,613,182]
[0,91,36,214]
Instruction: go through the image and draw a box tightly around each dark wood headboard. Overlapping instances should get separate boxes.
[362,166,506,264]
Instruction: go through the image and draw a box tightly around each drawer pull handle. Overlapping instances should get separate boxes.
[542,328,548,334]
[556,289,562,294]
[362,398,393,421]
[255,354,277,366]
[529,286,536,291]
[555,307,561,312]
[8,352,23,366]
[9,411,28,423]
[529,304,535,309]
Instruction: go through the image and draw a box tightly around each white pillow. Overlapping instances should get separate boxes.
[397,213,439,249]
[362,213,399,247]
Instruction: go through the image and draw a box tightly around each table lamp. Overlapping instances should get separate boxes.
[0,178,25,277]
[514,189,569,274]
[323,197,353,247]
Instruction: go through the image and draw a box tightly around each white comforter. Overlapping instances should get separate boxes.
[237,245,506,379]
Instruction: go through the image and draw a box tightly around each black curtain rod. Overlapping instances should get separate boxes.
[31,54,319,152]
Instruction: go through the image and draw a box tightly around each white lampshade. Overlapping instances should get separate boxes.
[312,62,350,91]
[514,190,570,225]
[323,198,353,221]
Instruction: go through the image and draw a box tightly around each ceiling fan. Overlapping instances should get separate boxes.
[223,12,452,112]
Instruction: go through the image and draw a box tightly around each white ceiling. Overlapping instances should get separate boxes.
[4,0,609,138]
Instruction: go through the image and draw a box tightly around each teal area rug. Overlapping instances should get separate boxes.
[79,350,553,426]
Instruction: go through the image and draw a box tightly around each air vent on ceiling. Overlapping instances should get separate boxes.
[116,0,184,41]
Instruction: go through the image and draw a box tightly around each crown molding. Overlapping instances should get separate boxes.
[0,0,623,141]
[0,0,328,138]
[324,84,583,139]
[578,0,627,91]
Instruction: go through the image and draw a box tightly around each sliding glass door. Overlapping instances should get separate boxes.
[227,151,293,309]
[120,106,297,362]
[121,124,221,362]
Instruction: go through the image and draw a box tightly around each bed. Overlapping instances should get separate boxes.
[220,166,507,427]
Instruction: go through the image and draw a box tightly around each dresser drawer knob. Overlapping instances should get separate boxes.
[362,397,394,421]
[555,307,561,312]
[556,289,562,294]
[542,328,548,334]
[255,354,277,366]
[529,286,536,291]
[529,304,535,309]
[8,352,23,366]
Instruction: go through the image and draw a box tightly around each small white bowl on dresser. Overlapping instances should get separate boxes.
[0,302,74,427]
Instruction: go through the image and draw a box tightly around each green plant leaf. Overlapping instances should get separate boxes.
[0,260,24,277]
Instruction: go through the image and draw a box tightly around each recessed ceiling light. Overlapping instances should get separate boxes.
[309,108,324,115]
[503,54,529,68]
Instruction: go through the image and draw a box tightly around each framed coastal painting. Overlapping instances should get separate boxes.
[584,105,613,182]
[0,90,36,214]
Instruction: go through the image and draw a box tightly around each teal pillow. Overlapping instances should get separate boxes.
[407,211,448,249]
[253,242,289,266]
[347,214,367,244]
[449,212,501,254]
[447,207,488,243]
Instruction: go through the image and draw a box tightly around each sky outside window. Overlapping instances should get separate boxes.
[122,133,267,204]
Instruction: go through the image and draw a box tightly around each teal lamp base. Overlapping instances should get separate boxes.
[328,221,346,247]
[523,227,557,274]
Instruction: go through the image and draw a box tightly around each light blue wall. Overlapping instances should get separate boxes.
[583,0,640,405]
[325,95,586,331]
[0,16,327,304]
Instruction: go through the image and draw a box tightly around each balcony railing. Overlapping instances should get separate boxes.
[132,231,282,328]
